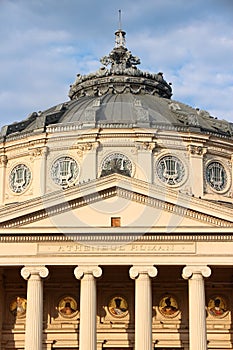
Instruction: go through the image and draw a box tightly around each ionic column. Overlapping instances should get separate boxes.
[21,266,49,350]
[182,265,211,350]
[129,265,158,350]
[74,265,102,350]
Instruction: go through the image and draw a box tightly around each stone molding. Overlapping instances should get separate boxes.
[1,181,233,228]
[21,265,49,280]
[182,265,211,279]
[74,265,102,280]
[129,265,157,279]
[0,233,233,243]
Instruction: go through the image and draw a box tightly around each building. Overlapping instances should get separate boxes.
[0,26,233,350]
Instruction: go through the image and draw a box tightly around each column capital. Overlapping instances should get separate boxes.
[21,266,49,280]
[129,265,158,279]
[182,265,211,280]
[74,265,102,280]
[0,155,8,167]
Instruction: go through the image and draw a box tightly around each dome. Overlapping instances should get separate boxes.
[1,29,233,140]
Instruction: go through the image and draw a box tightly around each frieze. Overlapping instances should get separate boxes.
[38,242,196,254]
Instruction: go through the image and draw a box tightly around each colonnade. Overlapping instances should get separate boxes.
[21,264,211,350]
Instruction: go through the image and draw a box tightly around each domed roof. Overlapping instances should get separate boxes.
[1,28,233,140]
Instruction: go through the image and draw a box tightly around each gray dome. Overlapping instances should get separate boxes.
[1,29,233,140]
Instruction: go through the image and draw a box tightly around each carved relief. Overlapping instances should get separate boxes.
[135,142,155,151]
[76,142,98,157]
[100,153,133,177]
[188,145,207,156]
[155,155,186,186]
[9,164,32,193]
[204,159,231,194]
[51,156,80,187]
[29,146,48,159]
[0,155,8,166]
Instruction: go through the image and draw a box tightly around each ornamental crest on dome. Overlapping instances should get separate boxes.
[100,46,140,75]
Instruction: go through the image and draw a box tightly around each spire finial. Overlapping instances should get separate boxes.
[115,10,126,48]
[118,9,122,30]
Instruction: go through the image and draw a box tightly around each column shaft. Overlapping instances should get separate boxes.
[21,266,49,350]
[182,265,211,350]
[129,265,157,350]
[80,273,96,349]
[135,273,152,350]
[74,265,102,350]
[189,274,207,349]
[26,273,43,349]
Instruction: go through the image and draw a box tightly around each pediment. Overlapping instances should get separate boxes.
[0,174,232,231]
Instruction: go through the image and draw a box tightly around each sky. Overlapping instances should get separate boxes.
[0,0,233,130]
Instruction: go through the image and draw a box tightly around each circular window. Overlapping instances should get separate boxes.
[9,164,31,193]
[206,161,227,192]
[51,156,79,187]
[156,155,185,186]
[100,153,132,177]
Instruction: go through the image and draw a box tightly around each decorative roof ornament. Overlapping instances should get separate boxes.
[100,10,140,74]
[115,10,126,48]
[68,14,173,100]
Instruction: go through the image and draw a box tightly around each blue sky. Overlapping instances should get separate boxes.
[0,0,233,129]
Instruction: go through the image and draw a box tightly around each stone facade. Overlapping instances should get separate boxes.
[0,27,232,350]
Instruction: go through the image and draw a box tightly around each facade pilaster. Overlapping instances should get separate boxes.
[136,142,155,182]
[21,266,49,350]
[74,265,102,350]
[29,146,48,196]
[0,155,7,205]
[187,145,207,197]
[182,265,211,350]
[129,265,158,350]
[77,142,99,181]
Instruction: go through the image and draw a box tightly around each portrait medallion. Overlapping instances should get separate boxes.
[108,296,128,318]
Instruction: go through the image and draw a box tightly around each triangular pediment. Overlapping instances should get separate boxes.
[0,174,232,231]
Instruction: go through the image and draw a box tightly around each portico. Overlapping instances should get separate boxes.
[0,228,232,350]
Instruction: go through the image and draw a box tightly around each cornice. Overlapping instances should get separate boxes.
[0,233,233,243]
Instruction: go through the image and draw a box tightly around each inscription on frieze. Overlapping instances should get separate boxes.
[38,242,196,254]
